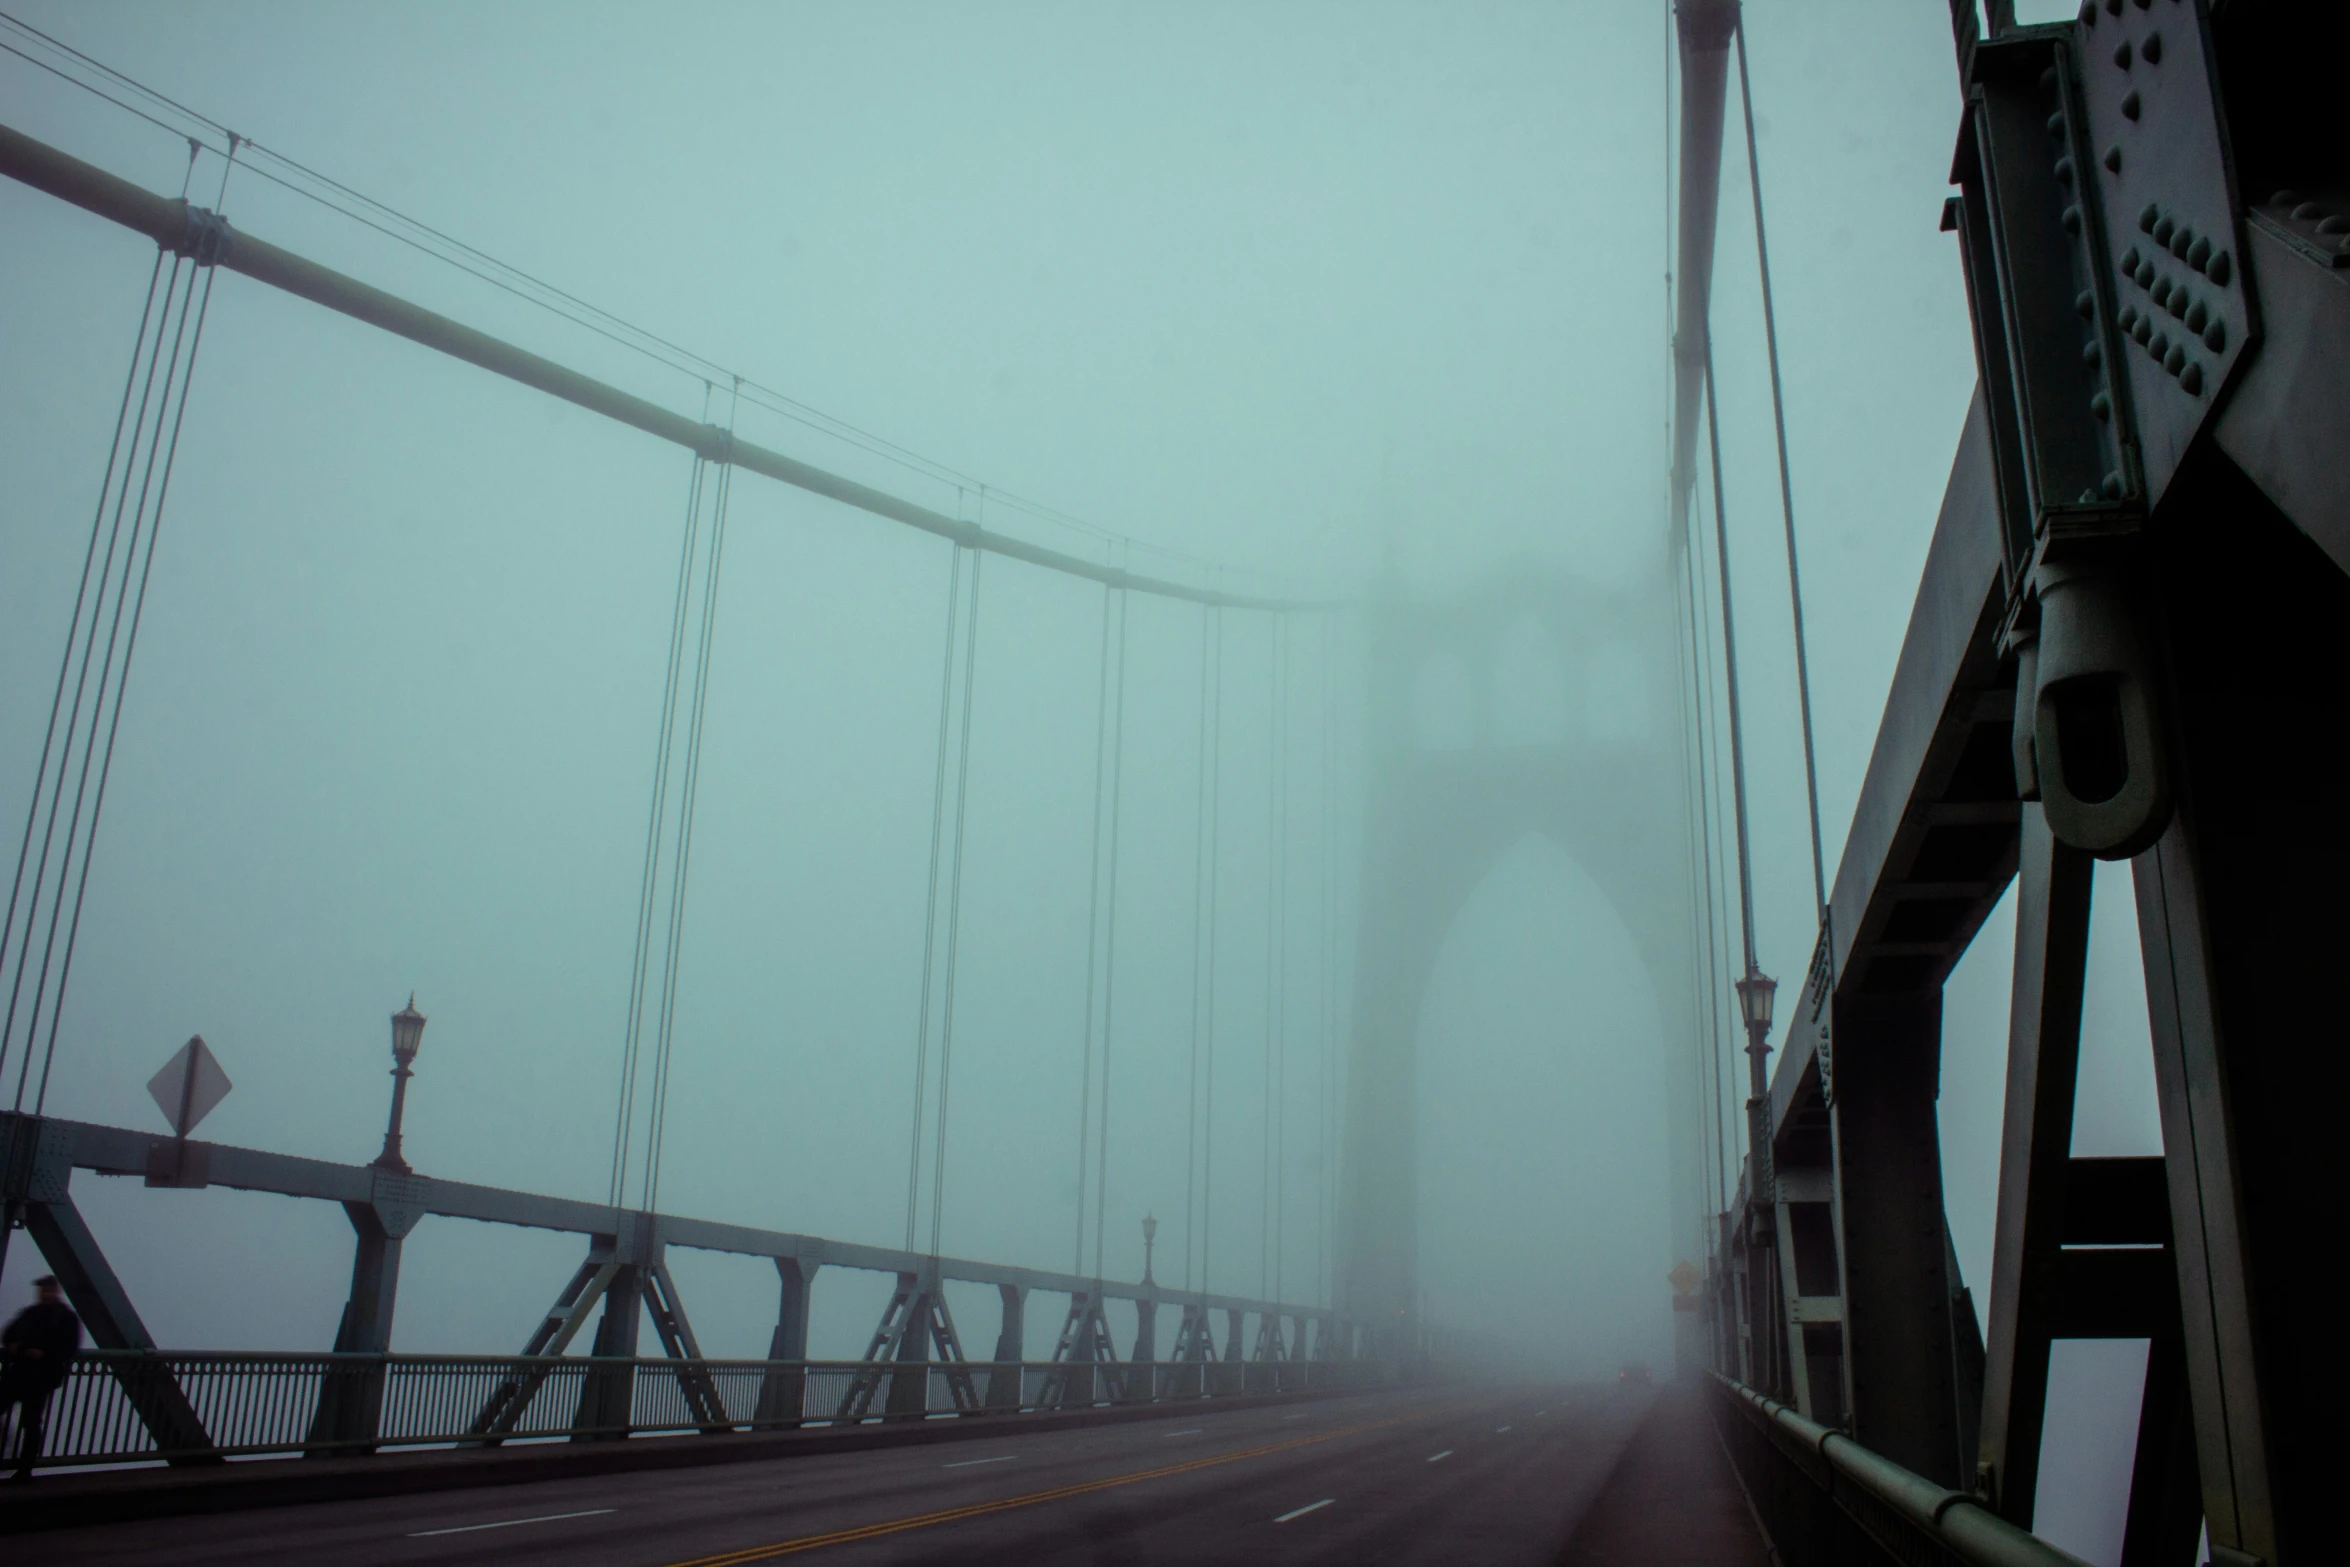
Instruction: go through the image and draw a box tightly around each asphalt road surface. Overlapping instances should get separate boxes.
[32,1382,1661,1565]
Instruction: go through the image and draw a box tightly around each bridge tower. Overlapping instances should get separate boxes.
[1336,559,1710,1367]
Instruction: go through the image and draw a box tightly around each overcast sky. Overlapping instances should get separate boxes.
[0,6,2160,1541]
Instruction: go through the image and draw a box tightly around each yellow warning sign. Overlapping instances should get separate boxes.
[1668,1260,1702,1295]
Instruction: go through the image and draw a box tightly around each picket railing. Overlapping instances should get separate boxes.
[19,1351,1383,1468]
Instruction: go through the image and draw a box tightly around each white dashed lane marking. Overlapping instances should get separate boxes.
[408,1509,615,1538]
[1275,1499,1336,1524]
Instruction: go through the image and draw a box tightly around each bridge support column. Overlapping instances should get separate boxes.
[306,1195,410,1454]
[1830,991,1975,1489]
[574,1258,645,1439]
[753,1258,814,1427]
[1130,1296,1156,1400]
[985,1283,1025,1411]
[1975,807,2091,1520]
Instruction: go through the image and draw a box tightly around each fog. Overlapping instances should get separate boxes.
[1,5,2162,1524]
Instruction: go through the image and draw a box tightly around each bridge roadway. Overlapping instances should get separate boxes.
[23,1380,1765,1564]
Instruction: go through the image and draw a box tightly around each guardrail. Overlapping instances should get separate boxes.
[27,1351,1385,1468]
[1709,1375,2091,1567]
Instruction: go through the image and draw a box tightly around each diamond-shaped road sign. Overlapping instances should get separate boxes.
[148,1035,231,1137]
[1668,1260,1702,1296]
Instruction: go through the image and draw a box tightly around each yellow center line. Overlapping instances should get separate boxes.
[657,1403,1466,1566]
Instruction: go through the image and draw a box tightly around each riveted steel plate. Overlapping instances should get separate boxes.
[2075,0,2256,507]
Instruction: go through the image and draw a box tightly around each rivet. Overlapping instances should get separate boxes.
[2119,304,2139,329]
[2091,392,2112,420]
[2319,216,2350,236]
[2292,201,2322,221]
[2151,277,2172,308]
[2206,250,2231,287]
[2150,331,2170,358]
[2102,473,2124,499]
[2133,317,2153,344]
[2138,203,2159,233]
[2113,40,2132,68]
[2122,90,2142,119]
[2075,289,2097,318]
[2154,214,2176,244]
[2083,340,2103,367]
[2186,300,2207,332]
[2105,0,2122,13]
[2120,246,2141,273]
[2202,319,2226,352]
[2040,66,2059,92]
[2187,235,2212,271]
[2047,111,2068,137]
[2137,258,2158,286]
[2272,189,2303,205]
[2063,205,2084,235]
[2165,343,2187,374]
[2169,226,2194,258]
[2079,0,2097,22]
[2167,288,2188,320]
[2179,361,2203,395]
[2055,156,2075,186]
[2141,31,2161,64]
[2104,145,2123,174]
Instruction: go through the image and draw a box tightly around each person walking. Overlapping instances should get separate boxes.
[2,1275,83,1480]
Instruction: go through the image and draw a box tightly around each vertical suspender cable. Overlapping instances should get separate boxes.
[9,141,232,1111]
[904,537,965,1247]
[641,386,739,1215]
[1092,580,1130,1279]
[928,516,985,1258]
[0,248,167,1099]
[614,434,711,1207]
[1073,580,1114,1274]
[1183,605,1213,1292]
[1198,607,1224,1300]
[1318,615,1336,1309]
[34,231,223,1116]
[1734,21,1826,919]
[1269,610,1287,1296]
[1703,348,1761,979]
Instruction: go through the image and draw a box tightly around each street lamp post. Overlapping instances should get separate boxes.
[1141,1213,1158,1287]
[1732,968,1778,1391]
[372,995,428,1175]
[1733,969,1777,1208]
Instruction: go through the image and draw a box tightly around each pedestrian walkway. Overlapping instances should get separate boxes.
[1557,1381,1773,1565]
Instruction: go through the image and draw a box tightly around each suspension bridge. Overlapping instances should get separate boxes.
[2,2,2345,1563]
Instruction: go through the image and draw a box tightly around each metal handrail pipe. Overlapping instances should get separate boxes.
[1713,1375,2091,1567]
[0,120,1326,614]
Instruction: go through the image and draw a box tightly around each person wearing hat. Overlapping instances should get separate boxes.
[2,1275,82,1481]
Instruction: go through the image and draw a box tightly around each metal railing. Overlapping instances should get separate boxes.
[1709,1376,2091,1567]
[21,1351,1386,1468]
